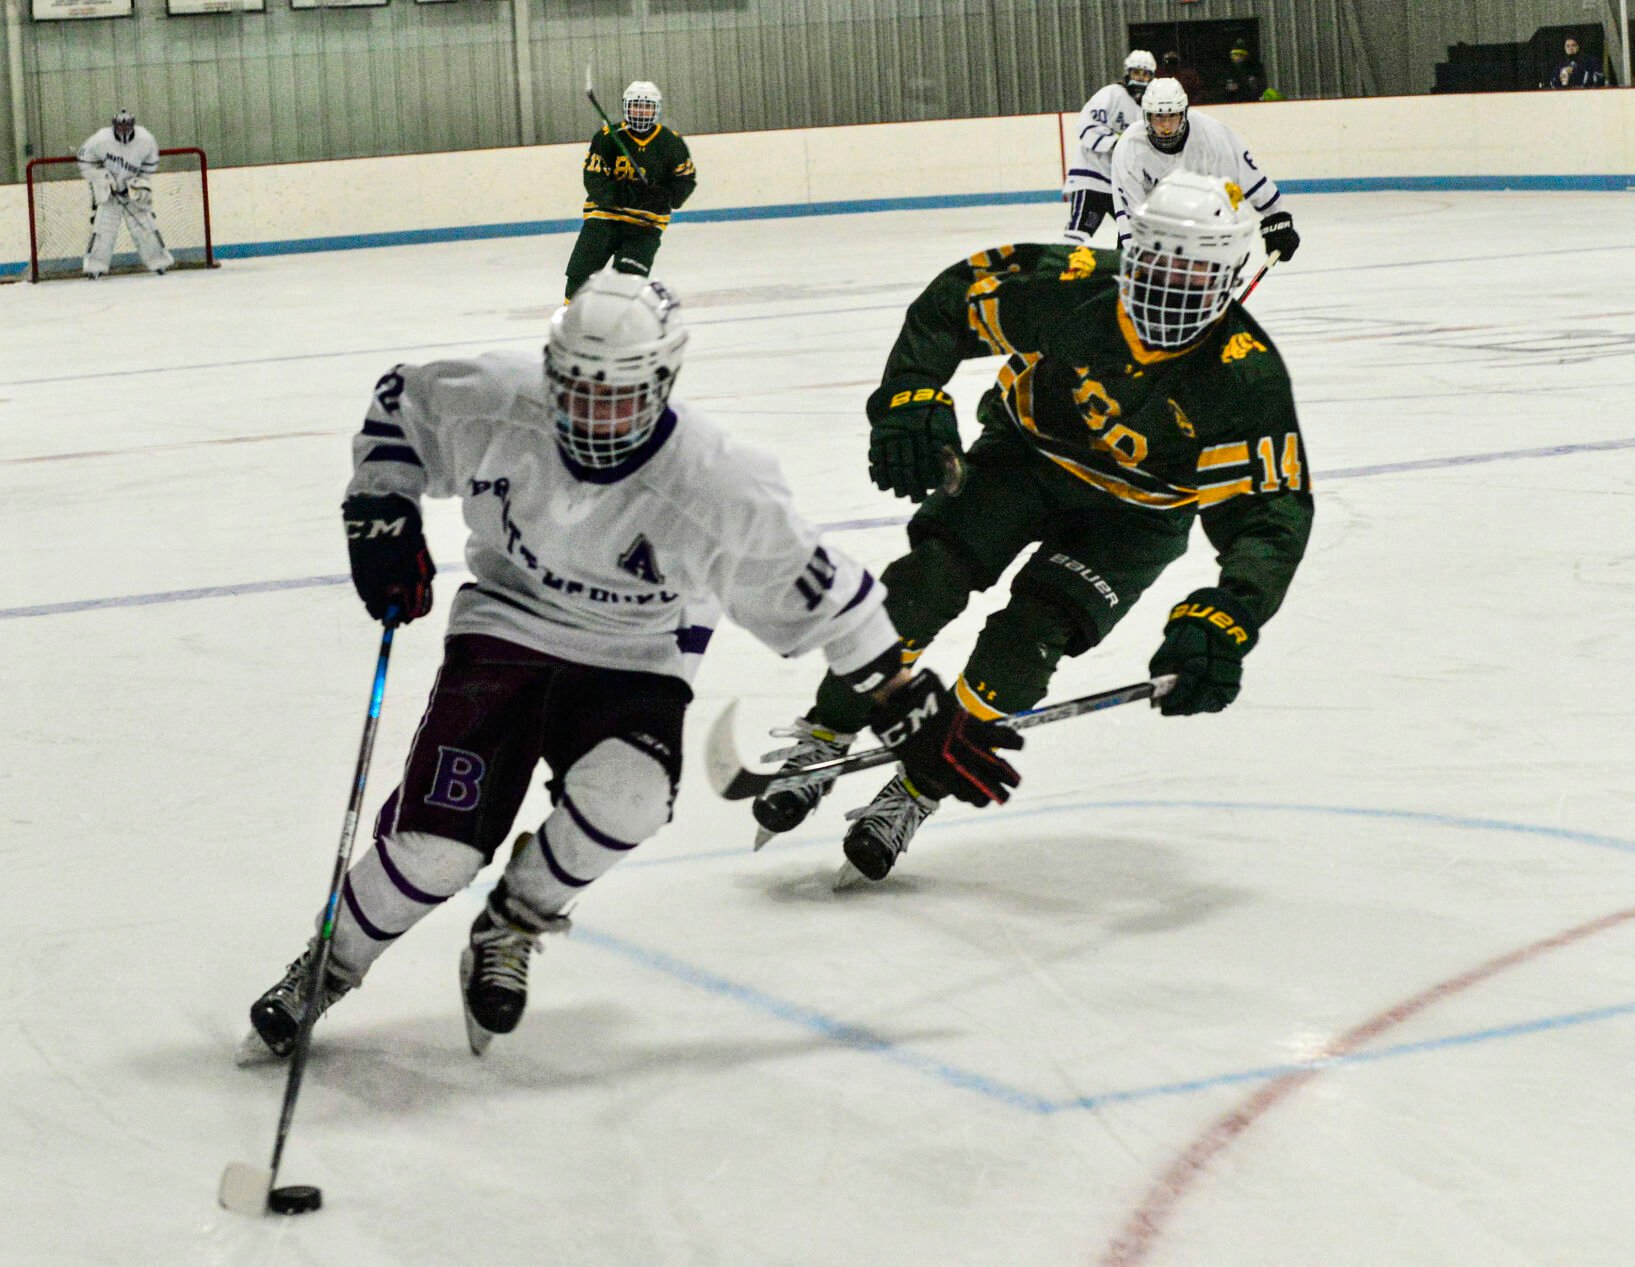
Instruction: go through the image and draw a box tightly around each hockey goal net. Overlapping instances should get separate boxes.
[26,147,216,283]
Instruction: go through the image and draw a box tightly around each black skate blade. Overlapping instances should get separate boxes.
[459,948,496,1056]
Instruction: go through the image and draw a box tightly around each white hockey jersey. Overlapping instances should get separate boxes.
[1063,83,1143,194]
[347,350,897,687]
[76,125,162,194]
[1109,111,1283,245]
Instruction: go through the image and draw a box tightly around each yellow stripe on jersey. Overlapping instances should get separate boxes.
[968,286,1016,356]
[1195,477,1255,506]
[1196,442,1250,470]
[955,675,1008,722]
[966,245,1017,272]
[1039,451,1200,508]
[1115,300,1192,366]
[583,204,672,230]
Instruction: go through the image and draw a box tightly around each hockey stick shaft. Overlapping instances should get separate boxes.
[584,59,651,185]
[1238,249,1280,302]
[225,617,398,1212]
[707,675,1175,801]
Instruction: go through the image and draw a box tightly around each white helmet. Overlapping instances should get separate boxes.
[546,271,688,470]
[1141,77,1189,153]
[112,108,136,143]
[1123,50,1157,102]
[622,81,662,133]
[1117,171,1256,350]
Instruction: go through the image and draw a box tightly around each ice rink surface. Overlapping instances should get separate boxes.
[4,192,1634,1265]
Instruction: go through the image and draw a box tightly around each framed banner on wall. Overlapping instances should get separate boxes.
[33,0,133,19]
[168,0,266,12]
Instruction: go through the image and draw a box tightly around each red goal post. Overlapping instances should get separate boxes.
[25,146,217,283]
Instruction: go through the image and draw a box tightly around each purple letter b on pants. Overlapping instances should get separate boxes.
[424,745,487,812]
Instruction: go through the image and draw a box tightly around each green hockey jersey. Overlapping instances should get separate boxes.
[581,124,697,233]
[874,242,1314,624]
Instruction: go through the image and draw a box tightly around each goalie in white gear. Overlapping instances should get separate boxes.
[241,270,1021,1062]
[76,109,174,279]
[1062,50,1155,245]
[1109,78,1301,265]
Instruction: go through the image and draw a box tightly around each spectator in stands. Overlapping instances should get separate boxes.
[1547,36,1605,88]
[1161,50,1207,105]
[1221,40,1267,103]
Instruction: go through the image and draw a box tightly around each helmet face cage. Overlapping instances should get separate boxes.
[1141,78,1189,153]
[113,109,135,143]
[1123,50,1157,100]
[1118,248,1240,349]
[545,274,687,469]
[1117,174,1253,350]
[622,82,661,133]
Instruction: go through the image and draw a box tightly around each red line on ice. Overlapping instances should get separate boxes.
[1100,903,1635,1266]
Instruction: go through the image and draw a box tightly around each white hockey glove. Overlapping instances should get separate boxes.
[126,179,154,208]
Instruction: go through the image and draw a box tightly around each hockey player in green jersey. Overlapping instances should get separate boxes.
[564,81,697,301]
[752,171,1314,886]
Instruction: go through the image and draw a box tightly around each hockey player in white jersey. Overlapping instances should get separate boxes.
[1062,50,1155,245]
[1109,78,1300,264]
[240,270,1022,1061]
[76,109,174,279]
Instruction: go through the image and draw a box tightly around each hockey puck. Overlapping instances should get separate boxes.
[267,1185,323,1215]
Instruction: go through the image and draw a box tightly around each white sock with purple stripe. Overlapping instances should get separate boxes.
[502,738,673,918]
[326,830,484,978]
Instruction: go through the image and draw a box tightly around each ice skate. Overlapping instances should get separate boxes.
[750,717,857,848]
[460,876,570,1056]
[834,773,940,889]
[236,942,356,1066]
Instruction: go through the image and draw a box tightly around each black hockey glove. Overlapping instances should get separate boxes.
[1259,212,1300,262]
[342,493,435,625]
[1147,587,1260,716]
[865,377,964,502]
[869,669,1023,807]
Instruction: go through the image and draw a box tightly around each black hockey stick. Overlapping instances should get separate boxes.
[219,614,401,1217]
[584,59,651,185]
[707,674,1176,802]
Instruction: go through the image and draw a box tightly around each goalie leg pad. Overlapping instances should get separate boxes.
[327,829,484,978]
[122,199,174,273]
[83,199,122,276]
[503,738,675,917]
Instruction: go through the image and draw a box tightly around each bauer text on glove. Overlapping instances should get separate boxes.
[1147,587,1259,716]
[865,377,963,502]
[1259,212,1300,262]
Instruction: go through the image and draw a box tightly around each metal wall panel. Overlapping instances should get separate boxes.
[5,0,1624,184]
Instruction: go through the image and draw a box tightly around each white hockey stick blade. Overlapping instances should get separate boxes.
[218,1161,272,1216]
